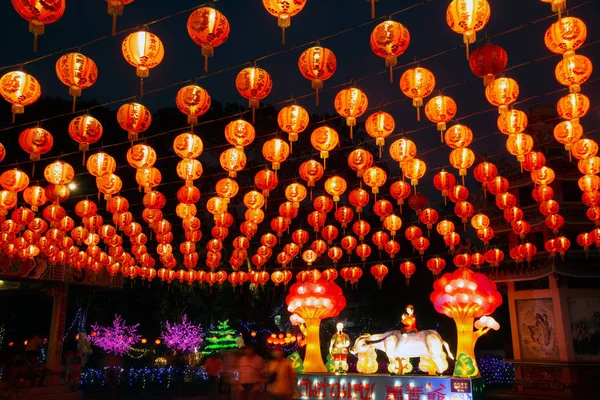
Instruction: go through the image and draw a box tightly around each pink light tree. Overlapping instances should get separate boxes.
[90,314,141,356]
[160,314,204,353]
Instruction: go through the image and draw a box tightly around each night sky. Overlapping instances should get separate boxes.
[0,0,599,339]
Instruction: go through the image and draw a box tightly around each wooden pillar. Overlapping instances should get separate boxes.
[45,283,68,385]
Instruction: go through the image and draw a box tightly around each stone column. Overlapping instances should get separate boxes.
[45,283,69,386]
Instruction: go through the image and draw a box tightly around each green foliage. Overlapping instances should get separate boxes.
[203,320,241,355]
[288,352,304,373]
[453,353,478,377]
[325,353,336,373]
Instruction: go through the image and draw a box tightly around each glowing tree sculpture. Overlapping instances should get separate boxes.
[203,320,243,355]
[160,315,204,353]
[90,314,141,356]
[430,267,501,377]
[286,277,346,372]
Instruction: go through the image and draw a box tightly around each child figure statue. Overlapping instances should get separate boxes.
[329,322,350,374]
[401,305,418,336]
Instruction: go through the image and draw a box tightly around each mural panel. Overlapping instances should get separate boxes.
[516,298,559,360]
[568,297,600,361]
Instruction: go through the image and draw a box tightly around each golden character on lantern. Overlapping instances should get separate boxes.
[425,95,458,142]
[555,55,592,93]
[175,85,211,126]
[544,16,587,59]
[220,148,246,178]
[68,115,103,155]
[400,67,435,120]
[446,0,491,58]
[0,71,41,122]
[187,7,230,72]
[262,0,306,44]
[173,133,203,159]
[224,119,255,152]
[450,148,475,184]
[55,53,98,112]
[176,159,203,186]
[335,87,368,139]
[370,20,410,82]
[445,124,473,149]
[235,67,272,121]
[403,158,427,189]
[117,102,152,142]
[126,144,156,169]
[278,104,309,146]
[311,126,339,169]
[363,166,387,196]
[122,31,164,95]
[485,77,519,114]
[299,160,324,198]
[19,128,53,161]
[347,148,374,178]
[557,92,590,123]
[324,176,347,203]
[298,46,337,105]
[262,138,290,171]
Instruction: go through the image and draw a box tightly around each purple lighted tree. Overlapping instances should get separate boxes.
[160,314,204,353]
[90,314,141,356]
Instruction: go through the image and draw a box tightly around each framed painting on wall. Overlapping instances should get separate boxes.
[516,298,559,360]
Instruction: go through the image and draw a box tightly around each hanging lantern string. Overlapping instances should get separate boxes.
[2,10,596,139]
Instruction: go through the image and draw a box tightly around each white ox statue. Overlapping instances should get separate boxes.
[350,330,453,375]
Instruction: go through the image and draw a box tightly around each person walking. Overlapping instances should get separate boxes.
[266,350,295,400]
[204,352,224,400]
[236,345,264,400]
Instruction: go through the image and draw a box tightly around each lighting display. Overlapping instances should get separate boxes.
[89,314,141,356]
[202,320,243,355]
[160,314,204,353]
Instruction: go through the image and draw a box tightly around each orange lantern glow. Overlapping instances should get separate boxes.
[399,67,435,120]
[176,159,202,186]
[311,126,339,168]
[96,174,122,200]
[263,0,306,44]
[363,167,387,195]
[370,20,410,82]
[389,138,417,169]
[557,93,590,123]
[44,161,74,186]
[444,124,473,149]
[572,139,598,161]
[187,7,230,72]
[427,257,446,277]
[262,138,290,171]
[175,85,211,125]
[285,182,307,209]
[347,149,374,178]
[235,67,272,115]
[0,71,41,122]
[389,180,411,210]
[365,111,395,156]
[383,214,402,237]
[334,87,368,139]
[298,46,337,105]
[555,55,592,93]
[220,148,247,177]
[469,43,508,86]
[497,109,528,135]
[506,133,534,167]
[446,0,490,57]
[400,260,416,285]
[173,132,203,159]
[117,102,152,141]
[545,17,587,59]
[86,152,116,178]
[224,119,255,152]
[122,31,164,92]
[403,158,427,188]
[433,170,456,204]
[449,148,475,183]
[425,95,457,141]
[255,169,278,198]
[126,144,156,169]
[278,104,309,145]
[68,115,103,153]
[12,0,66,51]
[324,176,347,203]
[554,120,583,155]
[19,127,53,161]
[55,52,98,112]
[485,77,519,114]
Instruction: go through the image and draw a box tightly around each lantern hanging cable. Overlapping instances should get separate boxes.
[1,2,593,136]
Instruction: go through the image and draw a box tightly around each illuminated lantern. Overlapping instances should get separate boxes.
[555,55,592,93]
[363,166,387,195]
[532,185,553,204]
[334,87,368,138]
[282,184,306,211]
[262,138,290,171]
[19,128,53,161]
[142,191,165,210]
[554,120,583,156]
[353,220,371,241]
[389,180,411,210]
[579,157,600,175]
[446,0,490,57]
[540,199,560,216]
[11,0,65,51]
[122,31,164,93]
[254,169,278,198]
[419,208,439,233]
[68,115,102,155]
[0,71,41,122]
[214,178,238,203]
[583,192,600,207]
[546,214,565,234]
[44,161,74,186]
[473,161,498,195]
[554,236,571,257]
[531,166,556,186]
[485,77,519,114]
[484,248,504,268]
[449,148,475,183]
[425,95,457,141]
[370,264,388,288]
[175,85,211,126]
[117,102,152,141]
[389,138,417,169]
[235,67,272,117]
[522,152,546,173]
[45,184,69,204]
[433,170,456,204]
[86,152,116,178]
[290,230,308,250]
[278,202,297,224]
[405,225,422,242]
[412,236,430,257]
[557,93,590,123]
[356,243,372,262]
[572,138,598,161]
[400,67,435,120]
[512,220,530,239]
[55,53,98,112]
[278,104,309,145]
[334,206,354,229]
[454,253,472,269]
[301,249,317,266]
[577,232,593,253]
[324,176,347,203]
[271,216,289,239]
[173,133,203,160]
[373,199,393,221]
[586,207,600,225]
[244,190,266,210]
[176,159,202,186]
[298,46,337,104]
[370,20,410,82]
[477,226,495,245]
[399,260,416,284]
[206,197,228,217]
[348,149,374,178]
[307,211,327,234]
[365,111,394,156]
[506,133,534,167]
[471,213,490,231]
[0,191,18,215]
[311,126,339,168]
[341,235,357,255]
[321,225,339,245]
[371,231,389,250]
[349,188,370,213]
[135,167,161,192]
[96,174,122,200]
[384,239,401,259]
[544,17,587,59]
[469,43,508,85]
[263,0,306,44]
[220,148,247,177]
[126,144,156,169]
[427,257,446,277]
[313,196,334,214]
[454,201,474,225]
[445,124,473,149]
[504,207,523,225]
[187,7,230,72]
[299,160,324,198]
[403,158,427,188]
[408,193,429,216]
[498,109,528,135]
[224,119,255,152]
[383,214,402,237]
[579,175,600,193]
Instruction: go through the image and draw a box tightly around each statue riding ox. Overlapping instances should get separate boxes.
[350,330,453,375]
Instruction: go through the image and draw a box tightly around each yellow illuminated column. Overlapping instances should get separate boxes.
[303,318,327,373]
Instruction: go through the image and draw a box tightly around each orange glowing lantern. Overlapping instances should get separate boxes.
[175,85,211,126]
[469,43,508,85]
[313,196,334,214]
[363,167,387,195]
[545,17,587,59]
[370,20,410,82]
[446,0,490,57]
[244,190,266,210]
[400,260,416,284]
[389,180,411,210]
[384,239,401,259]
[572,139,598,161]
[348,149,374,178]
[173,132,203,159]
[356,243,372,262]
[311,126,339,169]
[454,201,474,225]
[405,225,422,242]
[365,111,395,156]
[557,93,590,123]
[321,225,339,245]
[433,170,456,204]
[236,67,272,117]
[425,95,458,141]
[506,133,534,167]
[19,127,53,161]
[400,67,435,120]
[383,214,402,237]
[554,120,583,156]
[262,138,290,171]
[12,0,66,51]
[23,186,46,212]
[531,166,556,186]
[187,7,230,72]
[117,102,152,141]
[215,178,239,203]
[135,167,161,192]
[176,159,202,186]
[404,158,427,188]
[497,109,528,135]
[427,257,446,277]
[86,152,116,178]
[370,264,388,288]
[285,182,307,209]
[263,0,306,44]
[373,199,393,221]
[298,46,337,105]
[220,148,247,177]
[0,71,41,123]
[419,208,439,233]
[278,104,309,145]
[449,148,475,183]
[126,144,156,169]
[254,169,278,198]
[324,175,347,203]
[68,115,102,155]
[445,124,473,149]
[334,87,368,139]
[122,31,164,93]
[44,161,74,190]
[555,55,592,93]
[224,119,255,152]
[96,174,122,200]
[347,188,369,214]
[389,138,417,169]
[485,77,519,114]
